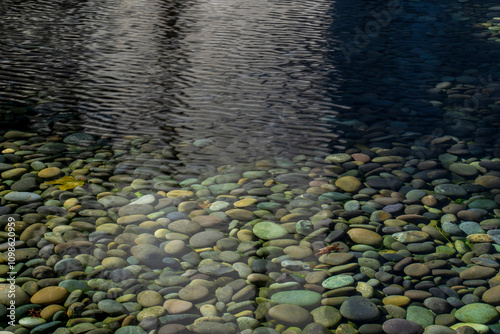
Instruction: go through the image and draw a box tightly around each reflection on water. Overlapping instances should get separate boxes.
[0,0,346,176]
[2,0,500,177]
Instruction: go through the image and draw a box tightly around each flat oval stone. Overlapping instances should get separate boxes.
[322,275,355,289]
[38,167,62,179]
[4,192,42,203]
[30,287,69,305]
[178,285,209,301]
[268,304,311,325]
[455,303,499,324]
[449,163,478,176]
[253,222,288,240]
[340,296,380,322]
[319,252,355,266]
[189,231,225,247]
[434,184,467,197]
[271,290,322,307]
[335,176,362,193]
[476,175,500,189]
[18,317,47,328]
[392,231,429,243]
[383,319,423,334]
[459,266,496,280]
[347,228,382,247]
[404,263,431,278]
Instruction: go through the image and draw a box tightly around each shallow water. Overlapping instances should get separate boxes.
[3,0,499,178]
[3,0,500,333]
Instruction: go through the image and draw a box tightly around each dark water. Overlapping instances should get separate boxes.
[1,0,500,174]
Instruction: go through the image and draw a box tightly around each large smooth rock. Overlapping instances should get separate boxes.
[339,296,380,322]
[455,303,499,324]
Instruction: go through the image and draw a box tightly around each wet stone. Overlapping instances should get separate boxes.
[340,296,380,322]
[455,303,499,324]
[459,221,485,235]
[434,184,467,197]
[382,319,423,334]
[322,275,355,289]
[253,222,288,240]
[268,304,311,325]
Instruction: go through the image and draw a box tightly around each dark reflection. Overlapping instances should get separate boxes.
[0,0,347,177]
[2,0,500,177]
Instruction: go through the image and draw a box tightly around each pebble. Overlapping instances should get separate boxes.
[252,222,288,240]
[455,303,499,324]
[383,319,423,334]
[30,287,69,304]
[270,290,322,307]
[339,296,380,322]
[268,304,311,325]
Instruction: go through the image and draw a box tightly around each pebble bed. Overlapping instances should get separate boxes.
[3,5,500,334]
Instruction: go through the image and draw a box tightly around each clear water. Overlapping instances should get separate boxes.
[1,0,500,175]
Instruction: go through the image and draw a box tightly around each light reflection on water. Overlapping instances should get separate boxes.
[2,0,498,177]
[0,0,345,174]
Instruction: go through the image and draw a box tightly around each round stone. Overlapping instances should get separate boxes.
[283,245,313,259]
[234,198,258,207]
[434,184,467,197]
[322,275,355,289]
[253,222,288,240]
[482,285,500,305]
[189,322,236,334]
[404,263,431,278]
[38,167,62,179]
[311,306,342,328]
[455,303,499,324]
[271,290,322,307]
[189,231,225,247]
[406,305,435,328]
[382,296,411,307]
[268,304,311,325]
[449,163,478,176]
[137,290,163,307]
[382,319,423,334]
[115,326,147,334]
[339,296,380,322]
[476,175,500,189]
[130,244,166,268]
[459,266,496,280]
[392,231,429,243]
[63,133,95,146]
[4,192,42,203]
[347,228,382,247]
[30,286,69,305]
[18,317,46,329]
[163,299,193,314]
[178,285,209,301]
[98,299,125,314]
[335,176,362,193]
[326,153,352,164]
[166,190,194,198]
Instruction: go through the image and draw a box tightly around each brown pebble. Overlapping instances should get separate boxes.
[403,263,431,278]
[421,195,438,206]
[459,265,496,279]
[404,290,433,300]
